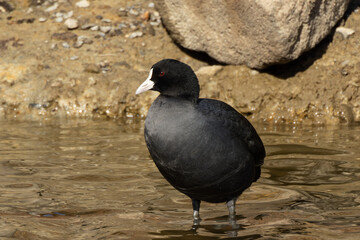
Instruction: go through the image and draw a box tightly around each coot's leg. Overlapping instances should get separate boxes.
[226,198,239,228]
[226,198,236,222]
[192,199,201,226]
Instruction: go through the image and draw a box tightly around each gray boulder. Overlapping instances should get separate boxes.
[155,0,351,69]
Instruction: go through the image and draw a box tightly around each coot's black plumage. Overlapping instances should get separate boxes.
[136,59,265,223]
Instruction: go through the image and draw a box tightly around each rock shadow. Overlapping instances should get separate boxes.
[344,0,360,21]
[262,33,333,80]
[176,42,224,66]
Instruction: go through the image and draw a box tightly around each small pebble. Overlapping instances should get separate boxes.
[336,27,355,39]
[250,70,259,75]
[100,26,112,33]
[129,22,139,30]
[129,9,139,16]
[64,18,79,29]
[117,23,127,29]
[148,2,155,8]
[76,0,90,8]
[196,65,223,76]
[29,103,42,109]
[127,31,143,39]
[341,69,348,76]
[141,11,150,21]
[70,56,79,60]
[74,35,93,48]
[78,35,93,44]
[73,35,93,48]
[84,63,101,73]
[73,40,84,48]
[99,60,110,68]
[150,11,161,26]
[38,17,47,22]
[95,32,106,38]
[81,23,96,30]
[55,17,63,23]
[62,42,70,49]
[101,18,112,23]
[150,21,160,27]
[88,77,96,86]
[45,3,58,12]
[118,8,127,17]
[51,43,57,49]
[151,11,160,19]
[55,12,63,18]
[90,25,99,31]
[63,11,73,19]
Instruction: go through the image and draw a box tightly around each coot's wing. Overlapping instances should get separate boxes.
[197,99,265,167]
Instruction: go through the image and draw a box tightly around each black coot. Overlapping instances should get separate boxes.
[136,59,265,224]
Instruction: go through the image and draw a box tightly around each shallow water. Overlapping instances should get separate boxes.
[0,119,359,239]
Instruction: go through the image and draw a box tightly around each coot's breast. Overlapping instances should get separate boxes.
[144,96,255,202]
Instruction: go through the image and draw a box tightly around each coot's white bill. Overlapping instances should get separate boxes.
[136,68,154,94]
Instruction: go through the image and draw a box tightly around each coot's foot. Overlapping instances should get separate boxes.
[192,199,201,227]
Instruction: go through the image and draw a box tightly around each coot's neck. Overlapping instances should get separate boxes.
[159,93,198,104]
[157,94,199,105]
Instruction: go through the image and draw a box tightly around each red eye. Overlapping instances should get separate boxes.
[159,72,165,77]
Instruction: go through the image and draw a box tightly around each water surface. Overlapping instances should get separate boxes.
[0,120,359,239]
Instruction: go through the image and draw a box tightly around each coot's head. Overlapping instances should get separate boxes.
[136,59,200,101]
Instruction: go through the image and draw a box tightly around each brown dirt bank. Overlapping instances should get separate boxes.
[0,0,359,125]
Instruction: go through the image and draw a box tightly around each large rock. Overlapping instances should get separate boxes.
[155,0,351,69]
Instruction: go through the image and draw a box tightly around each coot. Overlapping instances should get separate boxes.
[136,59,265,224]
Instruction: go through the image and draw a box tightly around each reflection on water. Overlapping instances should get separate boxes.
[0,120,359,239]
